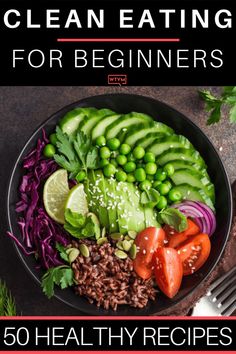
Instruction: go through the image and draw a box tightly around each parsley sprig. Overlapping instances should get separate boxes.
[199,86,236,125]
[54,127,99,178]
[0,280,16,316]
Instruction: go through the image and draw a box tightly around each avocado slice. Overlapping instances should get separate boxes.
[104,177,119,233]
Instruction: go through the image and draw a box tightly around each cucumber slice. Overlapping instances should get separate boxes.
[60,107,96,135]
[105,112,153,140]
[124,122,173,146]
[79,108,115,136]
[156,148,206,169]
[170,169,215,202]
[172,184,215,210]
[168,160,209,177]
[135,132,166,148]
[92,114,121,141]
[147,135,192,156]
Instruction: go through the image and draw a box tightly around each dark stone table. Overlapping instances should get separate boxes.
[0,86,235,315]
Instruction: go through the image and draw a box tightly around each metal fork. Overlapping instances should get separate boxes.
[192,266,236,316]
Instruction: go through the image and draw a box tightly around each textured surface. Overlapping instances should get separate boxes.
[0,86,235,316]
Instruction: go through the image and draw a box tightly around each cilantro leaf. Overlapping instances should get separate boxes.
[207,104,222,125]
[86,147,99,169]
[54,154,81,173]
[55,243,69,263]
[41,265,74,299]
[65,209,86,228]
[0,280,17,316]
[64,208,99,240]
[159,208,188,232]
[56,127,78,162]
[140,188,160,208]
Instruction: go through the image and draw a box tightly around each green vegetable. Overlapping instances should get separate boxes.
[43,144,56,158]
[159,208,188,232]
[41,265,74,298]
[96,136,106,147]
[75,170,86,182]
[127,174,135,183]
[103,163,116,177]
[99,158,109,168]
[64,209,99,239]
[54,127,99,178]
[199,86,236,125]
[110,158,118,167]
[145,162,157,175]
[134,168,146,182]
[115,170,127,182]
[168,188,182,202]
[124,161,136,173]
[139,180,152,191]
[49,133,58,146]
[133,146,145,159]
[153,180,162,189]
[144,152,155,163]
[55,242,70,263]
[116,155,127,166]
[107,138,120,150]
[0,280,16,316]
[163,163,175,176]
[120,143,131,155]
[100,146,111,159]
[140,188,160,208]
[156,196,168,210]
[154,168,167,181]
[127,152,136,162]
[156,182,171,195]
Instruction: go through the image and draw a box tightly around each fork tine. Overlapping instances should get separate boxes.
[208,266,236,294]
[222,300,236,316]
[208,271,236,301]
[215,283,236,306]
[216,289,236,312]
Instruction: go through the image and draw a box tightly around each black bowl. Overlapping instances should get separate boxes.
[7,93,233,315]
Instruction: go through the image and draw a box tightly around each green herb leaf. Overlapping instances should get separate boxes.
[55,243,69,263]
[65,209,86,228]
[86,147,99,169]
[56,127,78,162]
[207,104,222,125]
[54,155,81,173]
[159,208,188,232]
[0,280,16,316]
[141,188,160,208]
[64,208,99,240]
[41,265,74,299]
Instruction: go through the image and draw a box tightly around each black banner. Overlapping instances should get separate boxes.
[0,0,235,85]
[0,318,235,351]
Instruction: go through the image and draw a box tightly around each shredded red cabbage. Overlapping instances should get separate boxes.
[7,130,70,269]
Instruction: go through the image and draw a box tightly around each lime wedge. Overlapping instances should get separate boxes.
[43,169,69,224]
[65,184,88,215]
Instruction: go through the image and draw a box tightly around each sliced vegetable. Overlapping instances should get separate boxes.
[165,219,200,248]
[153,247,183,298]
[176,233,211,275]
[133,227,165,279]
[171,201,216,236]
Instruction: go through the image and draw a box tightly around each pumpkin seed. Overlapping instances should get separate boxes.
[116,240,124,250]
[68,248,80,263]
[97,237,108,246]
[79,244,90,257]
[122,240,132,252]
[129,244,137,260]
[110,233,123,241]
[115,249,128,259]
[66,247,74,254]
[101,227,106,238]
[128,231,137,239]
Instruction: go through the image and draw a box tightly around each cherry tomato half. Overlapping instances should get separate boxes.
[165,219,200,249]
[153,247,183,298]
[176,233,211,275]
[133,227,166,280]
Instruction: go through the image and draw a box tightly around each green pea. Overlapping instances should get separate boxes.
[107,138,120,151]
[144,152,155,163]
[154,168,167,181]
[156,182,171,195]
[153,180,162,189]
[110,158,118,167]
[168,188,182,202]
[115,170,127,182]
[145,162,157,175]
[134,168,146,182]
[127,153,136,162]
[165,180,172,190]
[100,146,111,159]
[133,146,145,160]
[103,163,116,177]
[124,161,136,173]
[156,196,168,210]
[120,143,131,155]
[116,155,127,166]
[127,174,135,183]
[146,174,154,181]
[164,163,175,176]
[49,133,57,146]
[43,144,56,158]
[139,180,152,191]
[99,158,109,168]
[96,136,106,147]
[75,170,86,182]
